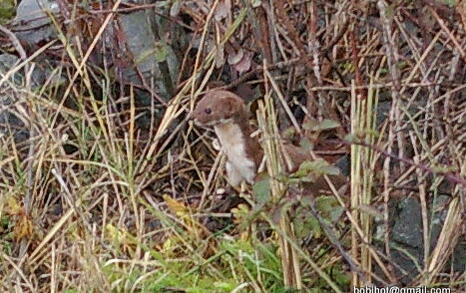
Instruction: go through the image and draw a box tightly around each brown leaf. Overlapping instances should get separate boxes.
[14,213,33,241]
[457,1,466,33]
[215,44,225,68]
[163,194,188,216]
[227,49,253,75]
[234,51,253,74]
[227,49,244,65]
[214,0,231,21]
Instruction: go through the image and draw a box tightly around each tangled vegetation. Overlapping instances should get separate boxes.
[0,0,465,292]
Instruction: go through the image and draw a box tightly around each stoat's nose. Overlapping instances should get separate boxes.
[189,112,202,126]
[189,110,199,121]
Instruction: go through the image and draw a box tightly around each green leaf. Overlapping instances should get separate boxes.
[170,0,181,17]
[213,281,235,291]
[344,133,356,143]
[154,42,169,62]
[319,119,341,130]
[329,206,345,223]
[316,196,344,222]
[291,159,341,179]
[155,1,170,8]
[282,126,297,139]
[299,137,313,150]
[333,265,351,286]
[441,0,456,7]
[385,3,396,19]
[251,0,262,8]
[307,216,322,238]
[253,177,270,204]
[0,0,15,24]
[303,119,340,132]
[316,196,335,212]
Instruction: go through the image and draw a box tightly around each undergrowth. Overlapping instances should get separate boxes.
[1,1,465,292]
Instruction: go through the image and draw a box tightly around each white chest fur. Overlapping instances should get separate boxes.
[214,123,256,186]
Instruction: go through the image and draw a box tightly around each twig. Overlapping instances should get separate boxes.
[0,25,27,59]
[346,139,466,189]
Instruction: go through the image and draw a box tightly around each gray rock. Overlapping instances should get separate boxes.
[376,99,391,126]
[392,197,423,248]
[11,0,58,44]
[389,245,423,284]
[430,195,466,272]
[0,54,23,85]
[0,53,62,89]
[375,195,465,284]
[118,9,179,100]
[430,195,450,248]
[451,243,466,271]
[0,53,62,143]
[0,54,27,142]
[335,155,350,177]
[11,0,180,102]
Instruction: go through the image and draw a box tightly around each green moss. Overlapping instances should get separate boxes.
[0,0,15,24]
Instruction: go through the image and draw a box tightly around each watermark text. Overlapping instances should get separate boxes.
[353,286,451,293]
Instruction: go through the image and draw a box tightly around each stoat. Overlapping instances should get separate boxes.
[192,90,346,190]
[192,90,262,186]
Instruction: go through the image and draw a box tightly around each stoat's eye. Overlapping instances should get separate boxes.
[205,108,212,114]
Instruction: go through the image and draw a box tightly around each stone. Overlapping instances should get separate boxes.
[11,0,58,44]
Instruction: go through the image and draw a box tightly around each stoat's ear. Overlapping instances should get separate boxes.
[223,96,237,116]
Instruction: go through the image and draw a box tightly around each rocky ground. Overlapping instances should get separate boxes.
[0,1,465,292]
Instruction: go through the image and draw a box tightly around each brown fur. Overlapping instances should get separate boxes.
[193,90,263,169]
[193,90,347,192]
[192,90,248,126]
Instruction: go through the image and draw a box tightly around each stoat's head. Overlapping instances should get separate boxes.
[192,90,247,126]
